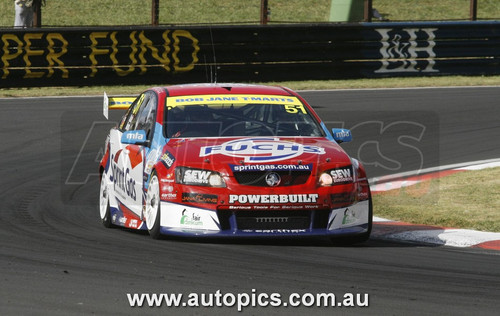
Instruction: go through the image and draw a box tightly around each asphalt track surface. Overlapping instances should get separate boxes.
[1,87,499,315]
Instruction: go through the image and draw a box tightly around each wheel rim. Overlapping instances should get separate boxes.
[99,175,109,220]
[145,175,160,230]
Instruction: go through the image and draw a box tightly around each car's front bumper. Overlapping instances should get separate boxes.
[158,199,371,238]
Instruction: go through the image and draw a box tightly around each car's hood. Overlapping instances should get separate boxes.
[165,137,352,173]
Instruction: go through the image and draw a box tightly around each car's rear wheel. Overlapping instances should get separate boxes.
[145,172,161,239]
[99,173,113,228]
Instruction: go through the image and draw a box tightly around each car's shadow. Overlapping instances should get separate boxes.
[115,225,439,248]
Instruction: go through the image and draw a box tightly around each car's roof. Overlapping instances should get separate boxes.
[162,83,295,97]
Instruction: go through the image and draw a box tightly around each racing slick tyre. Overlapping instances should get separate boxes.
[331,194,373,246]
[145,172,161,239]
[99,173,113,228]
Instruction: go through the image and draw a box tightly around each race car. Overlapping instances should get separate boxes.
[99,83,372,243]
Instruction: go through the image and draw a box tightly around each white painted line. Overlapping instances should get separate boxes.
[456,161,500,171]
[371,157,500,245]
[369,157,500,185]
[299,85,500,93]
[383,229,500,248]
[371,180,421,192]
[373,216,393,222]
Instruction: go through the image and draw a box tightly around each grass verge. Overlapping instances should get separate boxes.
[373,167,500,232]
[1,75,499,98]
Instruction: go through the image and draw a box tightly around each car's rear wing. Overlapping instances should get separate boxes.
[103,92,135,119]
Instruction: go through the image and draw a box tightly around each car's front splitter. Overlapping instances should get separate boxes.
[159,225,370,238]
[157,200,370,238]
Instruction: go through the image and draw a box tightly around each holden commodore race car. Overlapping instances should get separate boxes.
[99,83,372,243]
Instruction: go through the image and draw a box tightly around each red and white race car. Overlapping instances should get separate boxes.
[99,83,372,243]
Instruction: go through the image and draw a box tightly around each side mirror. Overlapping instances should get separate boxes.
[121,130,149,145]
[332,128,352,143]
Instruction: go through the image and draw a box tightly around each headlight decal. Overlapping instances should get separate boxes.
[175,167,226,187]
[319,165,354,186]
[329,166,354,184]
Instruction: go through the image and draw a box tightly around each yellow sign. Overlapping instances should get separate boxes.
[108,97,136,109]
[166,94,303,107]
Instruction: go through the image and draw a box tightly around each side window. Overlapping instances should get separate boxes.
[119,94,147,132]
[134,92,157,140]
[124,94,148,132]
[118,101,136,130]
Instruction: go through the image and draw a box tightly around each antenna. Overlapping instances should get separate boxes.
[203,55,211,83]
[209,26,218,84]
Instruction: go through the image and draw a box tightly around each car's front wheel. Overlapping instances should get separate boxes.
[145,172,161,239]
[99,173,113,228]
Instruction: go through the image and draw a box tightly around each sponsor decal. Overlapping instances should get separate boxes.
[162,203,220,230]
[110,154,137,201]
[181,193,218,204]
[160,185,176,200]
[230,163,312,172]
[229,194,319,204]
[328,200,369,230]
[180,209,203,226]
[242,229,307,234]
[334,129,351,139]
[109,98,135,107]
[225,205,316,210]
[329,167,353,184]
[342,208,357,225]
[166,94,302,107]
[183,169,211,185]
[118,216,140,228]
[125,131,145,142]
[161,193,177,200]
[160,151,175,168]
[200,138,325,163]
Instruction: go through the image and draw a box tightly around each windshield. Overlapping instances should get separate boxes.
[165,95,325,138]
